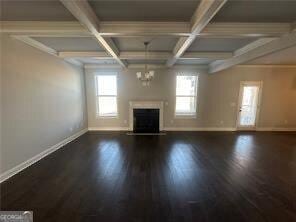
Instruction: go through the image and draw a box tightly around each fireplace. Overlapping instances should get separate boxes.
[129,101,164,132]
[133,109,159,133]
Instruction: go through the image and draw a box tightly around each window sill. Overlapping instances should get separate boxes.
[96,114,118,119]
[174,114,197,119]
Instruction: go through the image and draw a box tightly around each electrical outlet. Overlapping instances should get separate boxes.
[170,120,174,124]
[124,120,128,124]
[220,120,224,125]
[165,102,169,106]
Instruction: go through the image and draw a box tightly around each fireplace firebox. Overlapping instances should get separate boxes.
[133,109,159,133]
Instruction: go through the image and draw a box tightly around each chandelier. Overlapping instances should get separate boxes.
[136,42,155,86]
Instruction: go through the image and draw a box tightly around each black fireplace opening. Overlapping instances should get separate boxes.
[133,109,159,133]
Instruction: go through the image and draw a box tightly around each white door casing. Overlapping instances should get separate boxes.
[236,81,263,130]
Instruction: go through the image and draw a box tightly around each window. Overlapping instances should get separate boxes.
[175,75,198,116]
[96,75,118,117]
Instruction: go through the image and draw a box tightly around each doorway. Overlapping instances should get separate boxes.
[237,81,262,130]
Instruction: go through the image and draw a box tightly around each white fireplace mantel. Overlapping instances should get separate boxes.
[129,101,164,131]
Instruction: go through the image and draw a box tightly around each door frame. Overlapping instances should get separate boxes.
[236,81,263,131]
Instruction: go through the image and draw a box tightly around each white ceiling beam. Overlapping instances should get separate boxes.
[58,51,110,59]
[84,64,208,70]
[119,51,232,60]
[84,64,168,70]
[167,0,228,67]
[202,22,291,38]
[99,22,190,37]
[237,64,296,68]
[1,21,292,38]
[190,0,228,34]
[181,52,232,60]
[120,51,171,60]
[59,0,127,68]
[84,64,122,69]
[128,64,208,69]
[233,38,277,57]
[57,51,232,60]
[2,21,292,39]
[11,35,57,56]
[209,32,296,73]
[59,51,171,60]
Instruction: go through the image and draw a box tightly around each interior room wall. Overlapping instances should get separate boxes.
[0,34,88,175]
[85,65,296,130]
[0,33,3,172]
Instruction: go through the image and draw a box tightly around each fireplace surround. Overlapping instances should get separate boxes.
[129,101,164,132]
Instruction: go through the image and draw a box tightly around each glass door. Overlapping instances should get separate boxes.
[237,82,262,130]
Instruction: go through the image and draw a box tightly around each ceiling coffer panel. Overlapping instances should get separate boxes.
[88,0,201,21]
[32,37,105,51]
[213,0,296,23]
[113,37,179,52]
[188,38,258,52]
[0,0,76,21]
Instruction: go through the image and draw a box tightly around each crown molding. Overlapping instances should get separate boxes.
[237,64,296,68]
[1,21,292,38]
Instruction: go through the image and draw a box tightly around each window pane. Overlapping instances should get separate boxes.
[98,97,117,116]
[175,96,196,114]
[176,75,197,96]
[240,86,259,126]
[242,86,258,106]
[96,75,117,96]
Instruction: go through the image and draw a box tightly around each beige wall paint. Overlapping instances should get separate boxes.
[0,33,3,168]
[85,66,296,129]
[0,34,88,174]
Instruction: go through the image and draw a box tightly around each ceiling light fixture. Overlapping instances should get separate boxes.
[136,42,155,86]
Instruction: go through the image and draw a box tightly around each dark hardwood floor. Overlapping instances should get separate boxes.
[1,131,296,222]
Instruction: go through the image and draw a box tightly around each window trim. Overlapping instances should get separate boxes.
[175,74,198,118]
[95,74,118,118]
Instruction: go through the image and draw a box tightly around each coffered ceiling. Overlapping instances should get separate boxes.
[1,0,296,72]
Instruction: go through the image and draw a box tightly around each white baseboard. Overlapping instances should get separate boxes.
[88,127,129,131]
[165,127,296,132]
[0,128,88,183]
[164,127,236,131]
[88,127,237,132]
[256,127,296,132]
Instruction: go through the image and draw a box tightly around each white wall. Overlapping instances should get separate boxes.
[0,34,88,174]
[85,66,296,130]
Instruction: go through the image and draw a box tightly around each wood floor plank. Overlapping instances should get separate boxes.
[1,131,296,222]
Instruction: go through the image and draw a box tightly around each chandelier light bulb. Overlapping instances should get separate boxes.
[136,72,142,79]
